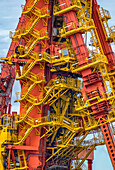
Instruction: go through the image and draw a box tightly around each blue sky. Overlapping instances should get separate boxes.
[0,0,114,170]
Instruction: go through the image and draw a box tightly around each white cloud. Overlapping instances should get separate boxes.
[0,48,8,57]
[0,29,9,36]
[2,16,19,19]
[0,36,10,42]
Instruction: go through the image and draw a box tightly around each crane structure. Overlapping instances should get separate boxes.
[0,0,115,169]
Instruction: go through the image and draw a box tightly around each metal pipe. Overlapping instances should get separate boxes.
[73,34,80,56]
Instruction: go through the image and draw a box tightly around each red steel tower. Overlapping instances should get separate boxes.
[0,0,115,170]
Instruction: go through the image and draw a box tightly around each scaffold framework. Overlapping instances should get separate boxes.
[0,0,115,170]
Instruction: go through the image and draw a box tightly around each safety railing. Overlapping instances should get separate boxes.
[10,8,49,40]
[75,97,85,110]
[41,52,51,62]
[110,26,115,38]
[0,114,18,130]
[59,19,94,37]
[49,115,80,130]
[54,0,81,15]
[26,93,39,103]
[26,71,45,82]
[99,7,111,20]
[46,77,81,89]
[9,29,22,38]
[72,51,107,72]
[23,0,38,12]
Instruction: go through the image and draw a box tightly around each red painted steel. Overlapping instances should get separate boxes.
[57,0,115,169]
[92,0,115,168]
[0,13,25,116]
[18,0,49,169]
[92,0,115,64]
[88,160,92,170]
[1,0,115,169]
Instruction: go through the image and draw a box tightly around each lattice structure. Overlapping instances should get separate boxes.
[0,0,115,170]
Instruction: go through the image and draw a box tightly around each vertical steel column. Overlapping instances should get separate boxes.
[88,160,92,170]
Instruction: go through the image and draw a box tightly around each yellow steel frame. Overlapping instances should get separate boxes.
[0,0,115,169]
